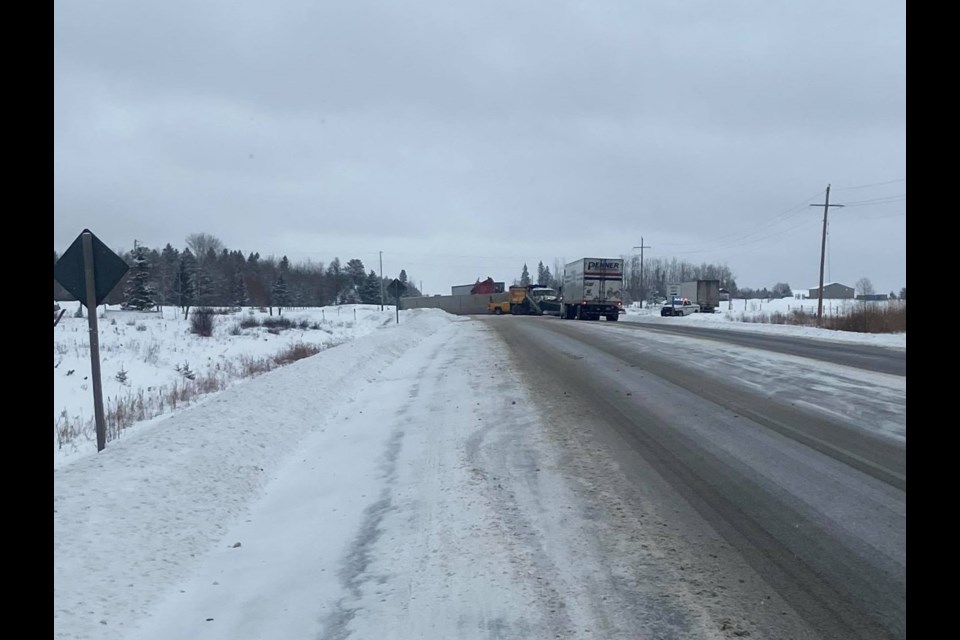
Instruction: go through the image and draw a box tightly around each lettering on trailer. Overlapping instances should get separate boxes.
[584,260,623,280]
[586,260,622,272]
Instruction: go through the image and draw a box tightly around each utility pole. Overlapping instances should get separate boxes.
[632,238,652,308]
[810,185,844,325]
[379,251,384,311]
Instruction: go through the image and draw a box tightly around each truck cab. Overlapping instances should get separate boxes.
[529,287,561,316]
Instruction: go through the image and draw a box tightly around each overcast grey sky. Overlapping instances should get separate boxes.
[54,0,905,296]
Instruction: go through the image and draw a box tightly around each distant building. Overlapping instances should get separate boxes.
[452,280,505,296]
[807,282,854,299]
[856,293,889,301]
[451,284,476,296]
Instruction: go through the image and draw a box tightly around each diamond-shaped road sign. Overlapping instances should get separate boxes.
[386,278,406,299]
[54,229,129,306]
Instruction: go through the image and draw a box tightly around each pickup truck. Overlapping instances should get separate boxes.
[660,298,700,317]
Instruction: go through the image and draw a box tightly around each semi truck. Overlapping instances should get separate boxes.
[561,258,624,321]
[667,280,721,314]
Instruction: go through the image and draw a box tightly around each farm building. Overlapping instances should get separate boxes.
[807,282,855,299]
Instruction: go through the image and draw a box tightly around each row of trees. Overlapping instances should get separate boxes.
[55,233,905,312]
[53,233,422,314]
[515,262,561,290]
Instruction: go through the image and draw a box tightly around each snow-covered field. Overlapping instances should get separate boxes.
[53,304,393,468]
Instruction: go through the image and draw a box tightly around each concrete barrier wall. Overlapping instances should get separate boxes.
[400,292,509,315]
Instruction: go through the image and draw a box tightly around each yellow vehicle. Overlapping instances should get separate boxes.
[487,285,544,315]
[487,299,512,315]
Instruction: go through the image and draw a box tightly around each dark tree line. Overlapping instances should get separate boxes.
[511,262,562,290]
[54,235,423,311]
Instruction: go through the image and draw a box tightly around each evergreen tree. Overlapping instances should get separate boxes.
[157,244,180,306]
[245,252,268,307]
[537,261,546,286]
[346,259,366,289]
[272,274,290,315]
[173,250,197,319]
[232,270,248,308]
[542,266,553,288]
[123,242,156,311]
[399,269,408,284]
[326,257,344,303]
[190,247,217,306]
[341,285,362,304]
[361,270,381,304]
[520,264,530,287]
[899,287,906,300]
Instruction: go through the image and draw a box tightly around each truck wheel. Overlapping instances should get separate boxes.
[606,314,618,322]
[494,308,502,315]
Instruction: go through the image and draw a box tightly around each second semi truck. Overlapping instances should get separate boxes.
[666,279,721,314]
[561,258,624,321]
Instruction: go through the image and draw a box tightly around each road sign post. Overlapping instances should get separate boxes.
[386,278,406,324]
[82,233,107,451]
[54,229,129,452]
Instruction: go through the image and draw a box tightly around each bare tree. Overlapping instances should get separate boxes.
[855,277,875,298]
[771,282,793,299]
[185,233,224,265]
[184,233,224,307]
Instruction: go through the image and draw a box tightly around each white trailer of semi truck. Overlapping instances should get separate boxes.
[667,280,721,314]
[561,258,624,321]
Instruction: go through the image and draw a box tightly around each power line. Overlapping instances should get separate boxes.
[833,178,905,190]
[659,188,824,250]
[660,188,904,256]
[840,194,906,207]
